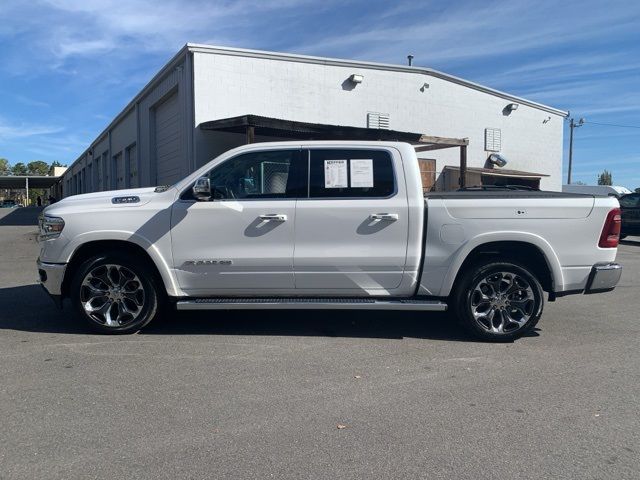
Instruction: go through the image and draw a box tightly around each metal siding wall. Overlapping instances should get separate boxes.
[61,56,190,196]
[139,66,184,187]
[193,52,564,190]
[153,91,182,185]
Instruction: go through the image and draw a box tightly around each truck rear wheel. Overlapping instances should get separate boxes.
[452,260,544,341]
[70,252,162,334]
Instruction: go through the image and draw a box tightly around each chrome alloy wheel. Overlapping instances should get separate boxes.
[80,264,145,327]
[470,271,535,334]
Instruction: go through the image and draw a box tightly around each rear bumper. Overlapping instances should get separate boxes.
[585,262,622,294]
[37,258,66,308]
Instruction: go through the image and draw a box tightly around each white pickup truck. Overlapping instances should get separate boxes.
[37,141,623,340]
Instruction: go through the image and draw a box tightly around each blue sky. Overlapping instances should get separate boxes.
[0,0,639,187]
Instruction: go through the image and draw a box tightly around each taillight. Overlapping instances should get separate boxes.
[599,208,621,248]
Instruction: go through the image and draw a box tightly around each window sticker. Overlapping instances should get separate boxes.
[324,159,348,188]
[350,159,374,188]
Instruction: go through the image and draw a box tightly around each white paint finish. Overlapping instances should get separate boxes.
[39,186,182,297]
[170,199,297,293]
[440,224,465,244]
[294,197,409,291]
[443,198,594,219]
[293,146,410,293]
[192,52,564,190]
[41,141,620,311]
[419,194,620,296]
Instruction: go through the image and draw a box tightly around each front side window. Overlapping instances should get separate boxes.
[186,150,305,200]
[308,149,395,198]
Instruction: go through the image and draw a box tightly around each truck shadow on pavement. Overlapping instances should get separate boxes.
[620,238,640,247]
[0,284,540,342]
[0,207,43,226]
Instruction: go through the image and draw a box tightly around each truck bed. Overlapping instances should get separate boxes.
[425,190,599,199]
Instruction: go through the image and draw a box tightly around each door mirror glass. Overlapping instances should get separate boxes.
[192,176,212,201]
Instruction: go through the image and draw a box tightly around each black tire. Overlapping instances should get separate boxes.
[70,252,162,334]
[451,260,544,341]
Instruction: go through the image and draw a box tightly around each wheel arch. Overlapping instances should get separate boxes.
[61,238,179,299]
[441,234,563,297]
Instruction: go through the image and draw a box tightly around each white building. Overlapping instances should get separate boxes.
[60,44,567,196]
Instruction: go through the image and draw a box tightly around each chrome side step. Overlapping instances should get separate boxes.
[176,298,447,311]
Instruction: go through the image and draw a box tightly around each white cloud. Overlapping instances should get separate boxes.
[0,118,63,140]
[294,0,640,65]
[28,0,331,61]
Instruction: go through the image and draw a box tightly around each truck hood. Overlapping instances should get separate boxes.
[44,187,174,215]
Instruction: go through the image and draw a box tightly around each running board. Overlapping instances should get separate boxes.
[176,298,448,311]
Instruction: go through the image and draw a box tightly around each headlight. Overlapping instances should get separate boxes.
[38,215,65,240]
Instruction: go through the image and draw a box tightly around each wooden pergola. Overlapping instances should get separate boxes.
[200,115,471,187]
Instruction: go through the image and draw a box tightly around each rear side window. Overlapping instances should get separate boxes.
[308,149,395,198]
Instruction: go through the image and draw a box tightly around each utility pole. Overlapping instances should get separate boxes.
[567,117,584,184]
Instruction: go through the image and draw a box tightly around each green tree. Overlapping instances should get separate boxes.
[27,160,49,176]
[11,162,27,175]
[0,158,9,175]
[597,169,612,186]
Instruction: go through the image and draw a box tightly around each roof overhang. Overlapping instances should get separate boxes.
[200,114,468,149]
[0,176,61,189]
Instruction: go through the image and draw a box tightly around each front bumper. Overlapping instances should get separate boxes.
[37,258,66,307]
[585,262,622,294]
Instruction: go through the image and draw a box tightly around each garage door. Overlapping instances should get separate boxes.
[127,144,138,187]
[114,152,125,189]
[154,92,181,186]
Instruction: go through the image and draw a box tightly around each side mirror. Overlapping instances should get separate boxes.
[192,176,211,201]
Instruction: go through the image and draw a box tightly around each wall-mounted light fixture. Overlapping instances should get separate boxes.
[420,82,429,92]
[488,153,508,168]
[505,103,519,112]
[349,74,364,84]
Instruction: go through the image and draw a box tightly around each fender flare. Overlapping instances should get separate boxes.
[439,231,564,297]
[61,230,181,297]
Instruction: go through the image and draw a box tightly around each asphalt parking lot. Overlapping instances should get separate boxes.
[1,207,639,479]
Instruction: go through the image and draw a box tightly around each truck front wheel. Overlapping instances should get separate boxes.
[452,260,544,341]
[70,252,162,334]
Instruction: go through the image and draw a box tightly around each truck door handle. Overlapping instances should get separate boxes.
[259,214,287,222]
[369,213,399,221]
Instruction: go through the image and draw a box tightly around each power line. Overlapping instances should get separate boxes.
[583,120,640,129]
